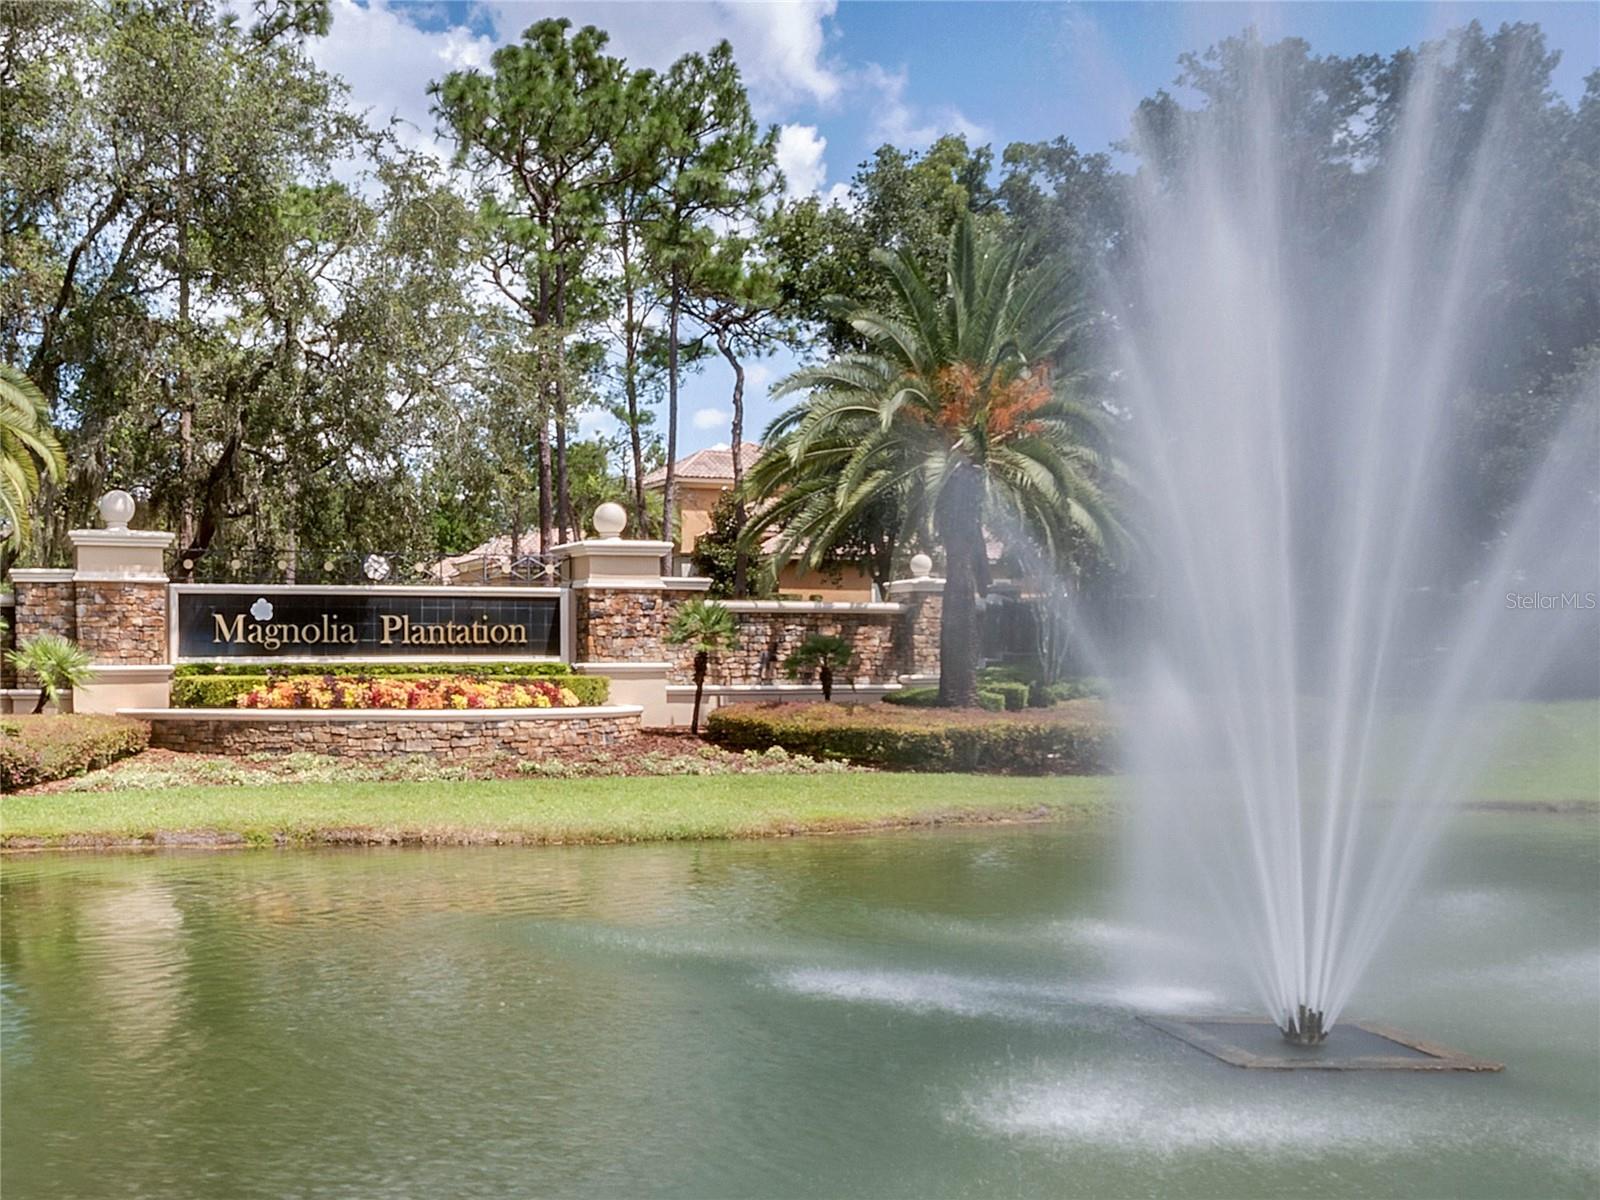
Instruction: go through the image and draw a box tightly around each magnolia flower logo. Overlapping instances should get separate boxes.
[249,597,274,622]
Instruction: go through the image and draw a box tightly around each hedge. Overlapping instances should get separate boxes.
[885,677,1098,712]
[172,672,610,708]
[704,700,1114,774]
[0,714,150,791]
[884,686,1006,712]
[174,661,576,679]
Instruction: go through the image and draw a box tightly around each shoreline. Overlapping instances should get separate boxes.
[0,804,1080,853]
[0,773,1115,853]
[3,797,1591,855]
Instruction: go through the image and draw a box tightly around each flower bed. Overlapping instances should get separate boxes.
[233,675,584,711]
[0,714,151,791]
[704,699,1115,774]
[173,671,608,708]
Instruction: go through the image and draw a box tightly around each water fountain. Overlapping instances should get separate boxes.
[1104,32,1598,1059]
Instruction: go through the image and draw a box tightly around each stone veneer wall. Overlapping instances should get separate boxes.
[671,608,902,686]
[146,711,642,759]
[10,579,76,687]
[573,588,668,664]
[897,592,943,677]
[73,581,167,664]
[0,597,14,688]
[13,580,76,644]
[573,586,926,687]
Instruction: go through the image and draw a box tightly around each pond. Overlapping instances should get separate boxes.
[2,815,1595,1199]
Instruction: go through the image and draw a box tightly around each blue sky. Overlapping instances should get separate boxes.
[311,2,1599,462]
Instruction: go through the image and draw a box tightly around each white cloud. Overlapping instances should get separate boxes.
[720,1,842,105]
[312,0,498,159]
[691,406,731,431]
[860,62,990,150]
[577,409,615,440]
[479,2,842,110]
[775,123,828,198]
[744,362,774,391]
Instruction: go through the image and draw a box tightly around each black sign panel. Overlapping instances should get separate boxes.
[176,589,562,660]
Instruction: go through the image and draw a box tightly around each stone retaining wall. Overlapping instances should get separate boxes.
[141,708,643,759]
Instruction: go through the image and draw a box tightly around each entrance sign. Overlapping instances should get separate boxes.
[173,585,564,662]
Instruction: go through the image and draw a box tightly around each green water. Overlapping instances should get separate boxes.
[2,816,1595,1199]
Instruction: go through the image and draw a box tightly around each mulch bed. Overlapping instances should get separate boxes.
[13,730,852,794]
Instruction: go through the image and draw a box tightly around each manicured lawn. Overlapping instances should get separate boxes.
[2,700,1589,849]
[1461,700,1599,805]
[0,773,1115,848]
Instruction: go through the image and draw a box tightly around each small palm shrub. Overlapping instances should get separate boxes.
[783,634,855,701]
[666,598,738,733]
[6,633,95,714]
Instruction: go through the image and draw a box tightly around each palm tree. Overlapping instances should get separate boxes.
[749,215,1125,706]
[665,598,738,733]
[783,634,855,702]
[7,633,95,714]
[1,365,67,550]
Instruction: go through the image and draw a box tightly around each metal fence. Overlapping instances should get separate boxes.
[167,546,563,587]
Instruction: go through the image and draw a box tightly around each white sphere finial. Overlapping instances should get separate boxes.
[99,489,136,531]
[592,501,628,539]
[909,552,934,579]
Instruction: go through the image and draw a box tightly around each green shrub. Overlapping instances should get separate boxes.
[173,661,575,679]
[979,664,1040,686]
[0,714,150,791]
[882,685,940,707]
[550,675,608,706]
[986,680,1030,712]
[705,700,1113,774]
[172,672,609,707]
[1044,677,1108,704]
[884,685,1005,711]
[171,675,271,707]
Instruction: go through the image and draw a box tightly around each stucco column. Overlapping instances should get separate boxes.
[554,502,706,727]
[67,491,176,714]
[886,554,945,684]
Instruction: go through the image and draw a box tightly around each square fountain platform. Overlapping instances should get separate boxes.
[1140,1015,1503,1071]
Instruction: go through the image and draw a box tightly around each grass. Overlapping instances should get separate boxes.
[0,773,1116,848]
[2,699,1590,850]
[1457,700,1599,805]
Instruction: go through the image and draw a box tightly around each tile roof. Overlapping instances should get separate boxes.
[641,443,764,489]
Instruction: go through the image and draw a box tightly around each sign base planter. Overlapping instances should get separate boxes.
[119,706,644,760]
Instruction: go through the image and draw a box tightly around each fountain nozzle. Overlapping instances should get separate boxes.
[1282,1005,1328,1045]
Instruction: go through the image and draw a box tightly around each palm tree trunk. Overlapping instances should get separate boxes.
[820,664,833,702]
[937,466,983,707]
[691,649,707,733]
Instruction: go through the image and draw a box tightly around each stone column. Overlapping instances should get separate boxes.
[5,568,77,711]
[67,491,176,714]
[554,502,706,726]
[886,553,945,685]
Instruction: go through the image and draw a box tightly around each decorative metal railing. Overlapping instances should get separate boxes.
[167,547,563,587]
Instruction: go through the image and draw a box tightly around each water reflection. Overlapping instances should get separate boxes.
[1,821,1595,1200]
